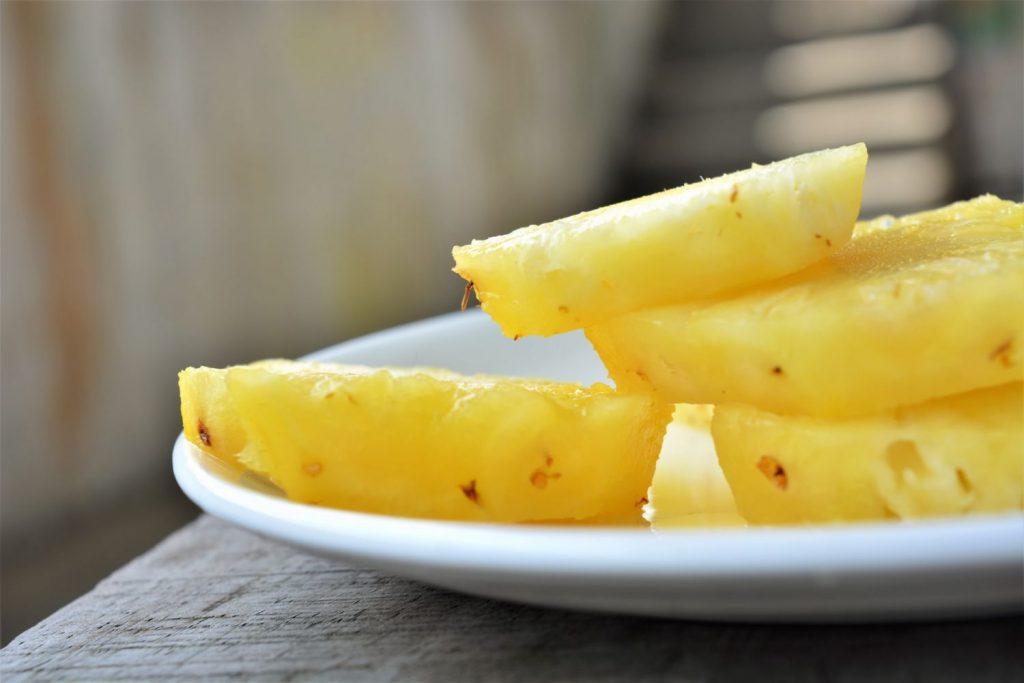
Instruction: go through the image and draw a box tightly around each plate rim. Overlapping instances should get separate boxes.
[174,434,1024,581]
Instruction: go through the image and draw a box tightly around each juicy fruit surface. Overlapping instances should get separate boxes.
[588,196,1024,418]
[179,361,672,524]
[454,144,866,337]
[712,383,1024,524]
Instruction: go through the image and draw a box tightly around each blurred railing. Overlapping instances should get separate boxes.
[618,0,1023,217]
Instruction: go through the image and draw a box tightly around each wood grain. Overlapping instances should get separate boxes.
[2,516,1021,682]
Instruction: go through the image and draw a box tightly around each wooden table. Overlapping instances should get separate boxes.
[3,515,1021,681]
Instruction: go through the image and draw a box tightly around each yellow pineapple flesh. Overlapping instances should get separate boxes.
[179,365,248,472]
[179,361,672,524]
[453,144,867,337]
[587,196,1024,418]
[712,382,1024,524]
[646,405,744,528]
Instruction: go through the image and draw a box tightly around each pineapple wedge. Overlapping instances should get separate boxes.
[453,144,867,337]
[646,405,745,528]
[588,196,1024,418]
[712,382,1024,524]
[179,361,672,524]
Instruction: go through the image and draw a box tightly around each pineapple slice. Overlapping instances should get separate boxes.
[453,144,867,337]
[646,404,745,528]
[179,361,672,524]
[588,196,1024,418]
[712,382,1024,524]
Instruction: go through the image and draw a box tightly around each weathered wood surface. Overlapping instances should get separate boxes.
[3,516,1022,682]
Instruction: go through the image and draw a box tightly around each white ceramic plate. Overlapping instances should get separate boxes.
[173,310,1024,621]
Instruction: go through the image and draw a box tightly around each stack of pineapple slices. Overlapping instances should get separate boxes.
[181,143,1023,526]
[584,195,1023,524]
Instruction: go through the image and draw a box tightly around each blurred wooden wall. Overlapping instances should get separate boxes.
[0,0,660,636]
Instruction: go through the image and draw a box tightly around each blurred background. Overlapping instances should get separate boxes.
[1,0,1021,643]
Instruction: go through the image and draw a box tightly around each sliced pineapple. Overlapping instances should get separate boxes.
[453,144,867,337]
[712,382,1024,524]
[646,404,745,528]
[588,196,1024,418]
[179,361,672,524]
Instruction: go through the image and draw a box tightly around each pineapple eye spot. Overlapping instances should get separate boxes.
[530,454,562,489]
[989,338,1014,367]
[756,455,788,490]
[885,440,926,481]
[197,420,211,447]
[302,462,323,477]
[460,479,481,505]
[955,468,974,495]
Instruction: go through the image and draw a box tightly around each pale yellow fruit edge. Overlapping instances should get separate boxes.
[453,143,867,337]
